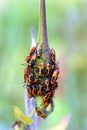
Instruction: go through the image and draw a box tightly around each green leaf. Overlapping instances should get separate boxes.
[14,105,34,125]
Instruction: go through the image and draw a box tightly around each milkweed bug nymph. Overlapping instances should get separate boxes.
[54,63,59,70]
[26,75,38,84]
[50,48,56,64]
[26,84,33,98]
[43,92,53,102]
[24,68,28,76]
[28,66,34,76]
[44,97,52,108]
[30,47,36,56]
[28,53,37,66]
[32,85,37,97]
[36,44,41,57]
[51,68,59,84]
[43,92,53,108]
[25,55,31,63]
[38,62,44,76]
[24,68,29,82]
[33,78,38,83]
[53,81,58,89]
[26,75,34,83]
[51,82,58,94]
[45,63,52,76]
[26,83,32,93]
[28,92,33,98]
[36,108,47,118]
[38,84,44,96]
[44,79,50,92]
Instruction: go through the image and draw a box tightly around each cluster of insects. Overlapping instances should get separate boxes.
[24,44,59,118]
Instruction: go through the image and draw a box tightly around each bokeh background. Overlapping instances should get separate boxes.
[0,0,87,130]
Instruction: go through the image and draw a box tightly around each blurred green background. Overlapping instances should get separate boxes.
[0,0,87,130]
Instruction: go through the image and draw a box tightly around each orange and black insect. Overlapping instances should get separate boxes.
[28,53,37,66]
[44,97,52,108]
[51,82,58,94]
[33,78,38,83]
[43,92,53,108]
[26,75,34,83]
[24,68,29,82]
[24,44,58,115]
[28,66,34,76]
[36,108,47,118]
[32,85,37,97]
[54,63,59,70]
[26,55,31,63]
[38,62,44,76]
[51,68,59,84]
[30,47,36,56]
[45,63,52,76]
[26,75,38,84]
[43,92,53,102]
[44,79,50,92]
[50,48,56,64]
[38,84,44,96]
[26,83,33,98]
[36,44,41,57]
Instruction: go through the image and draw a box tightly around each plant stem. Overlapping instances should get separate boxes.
[25,29,37,130]
[24,0,50,129]
[25,88,38,130]
[39,0,50,63]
